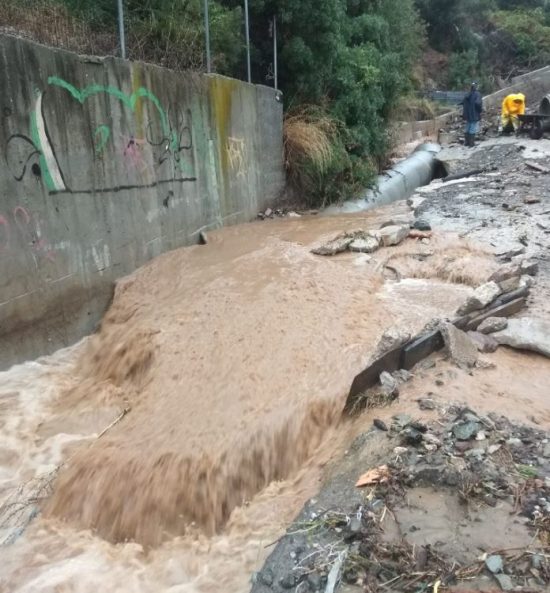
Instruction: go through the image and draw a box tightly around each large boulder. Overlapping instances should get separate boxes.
[493,318,550,358]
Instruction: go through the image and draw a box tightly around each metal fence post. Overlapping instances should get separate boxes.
[273,15,278,90]
[244,0,251,83]
[204,0,211,73]
[116,0,126,59]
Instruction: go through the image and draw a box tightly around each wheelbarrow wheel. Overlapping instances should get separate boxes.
[530,120,543,140]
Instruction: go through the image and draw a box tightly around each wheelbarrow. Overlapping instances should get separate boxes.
[518,114,548,139]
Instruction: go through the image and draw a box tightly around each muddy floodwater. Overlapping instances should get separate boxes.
[1,203,541,593]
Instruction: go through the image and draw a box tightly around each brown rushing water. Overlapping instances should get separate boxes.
[1,204,522,592]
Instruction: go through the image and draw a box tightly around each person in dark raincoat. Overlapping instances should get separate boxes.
[461,82,483,147]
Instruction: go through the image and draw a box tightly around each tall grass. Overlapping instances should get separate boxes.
[283,107,375,208]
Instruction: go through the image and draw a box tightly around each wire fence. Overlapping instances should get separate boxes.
[0,0,210,73]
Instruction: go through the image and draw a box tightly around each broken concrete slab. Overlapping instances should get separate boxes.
[457,282,502,315]
[468,331,499,353]
[349,236,380,254]
[493,318,550,358]
[371,224,409,247]
[463,297,527,332]
[478,317,508,334]
[440,323,479,369]
[402,330,444,370]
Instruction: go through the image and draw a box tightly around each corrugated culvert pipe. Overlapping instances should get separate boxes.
[323,143,441,215]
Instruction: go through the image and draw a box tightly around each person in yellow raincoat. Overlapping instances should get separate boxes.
[500,93,526,134]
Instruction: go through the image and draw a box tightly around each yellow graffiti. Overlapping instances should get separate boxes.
[226,137,247,179]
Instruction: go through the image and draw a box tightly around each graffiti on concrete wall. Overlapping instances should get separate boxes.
[226,136,248,179]
[5,77,197,195]
[0,206,55,262]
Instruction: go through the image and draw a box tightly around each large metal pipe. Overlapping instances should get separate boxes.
[323,143,441,215]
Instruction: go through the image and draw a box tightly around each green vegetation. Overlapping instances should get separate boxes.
[5,0,550,205]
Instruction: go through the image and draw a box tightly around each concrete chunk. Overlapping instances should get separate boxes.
[371,224,409,247]
[311,235,353,256]
[440,323,479,369]
[349,236,380,253]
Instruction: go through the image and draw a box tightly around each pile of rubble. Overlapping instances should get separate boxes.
[257,207,303,220]
[252,406,550,593]
[311,221,432,257]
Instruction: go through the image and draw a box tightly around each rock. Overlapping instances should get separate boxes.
[409,229,432,239]
[264,208,273,218]
[531,554,544,569]
[259,569,274,587]
[476,431,486,441]
[486,554,504,574]
[311,235,353,256]
[478,317,508,334]
[453,421,481,441]
[375,328,411,356]
[349,236,380,253]
[506,437,522,446]
[371,224,409,247]
[287,211,301,218]
[488,444,502,454]
[373,419,388,432]
[489,263,521,283]
[402,427,423,445]
[493,317,550,358]
[393,369,413,383]
[520,275,534,289]
[279,573,297,589]
[392,413,412,428]
[465,448,485,459]
[421,238,430,245]
[199,231,208,245]
[467,331,499,353]
[394,446,409,456]
[413,219,432,231]
[520,259,539,276]
[457,282,502,315]
[494,573,513,591]
[498,276,521,293]
[380,216,411,228]
[379,371,399,397]
[523,196,541,204]
[307,572,322,591]
[423,433,442,447]
[543,443,550,458]
[417,398,436,410]
[440,323,479,369]
[348,516,362,534]
[407,196,426,211]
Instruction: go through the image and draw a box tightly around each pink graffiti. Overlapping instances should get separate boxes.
[0,215,9,251]
[122,135,148,174]
[0,206,55,262]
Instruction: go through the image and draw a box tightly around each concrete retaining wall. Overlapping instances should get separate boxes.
[0,34,285,369]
